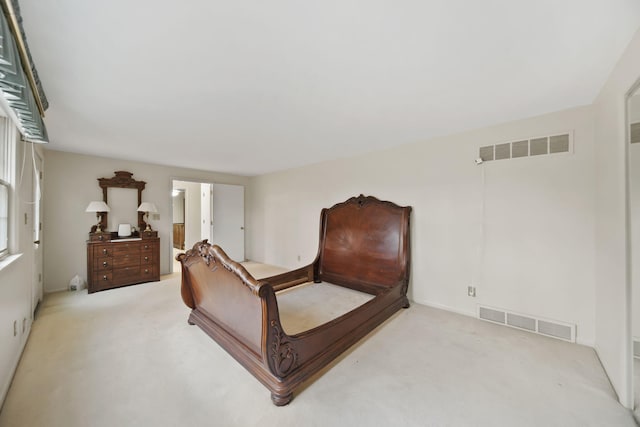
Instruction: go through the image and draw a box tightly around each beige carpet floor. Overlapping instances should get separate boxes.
[0,267,635,427]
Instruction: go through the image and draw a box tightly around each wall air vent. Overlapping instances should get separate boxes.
[479,145,494,161]
[478,132,572,162]
[529,137,549,156]
[494,143,511,160]
[549,134,570,153]
[477,305,576,343]
[511,140,528,158]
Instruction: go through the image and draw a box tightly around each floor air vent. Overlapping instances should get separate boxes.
[478,306,505,324]
[506,312,536,332]
[478,305,576,343]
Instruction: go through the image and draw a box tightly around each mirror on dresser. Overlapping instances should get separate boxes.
[87,171,160,293]
[107,187,139,234]
[96,170,146,233]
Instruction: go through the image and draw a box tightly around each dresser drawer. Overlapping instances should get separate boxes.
[89,233,111,242]
[113,253,140,268]
[112,243,141,256]
[141,242,156,252]
[93,272,113,287]
[94,251,113,263]
[113,266,141,282]
[93,245,112,257]
[140,266,159,281]
[94,258,113,271]
[141,252,154,264]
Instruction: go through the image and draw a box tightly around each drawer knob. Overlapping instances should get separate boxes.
[102,249,108,255]
[144,245,149,249]
[144,256,148,261]
[102,275,108,281]
[145,269,149,273]
[102,261,108,267]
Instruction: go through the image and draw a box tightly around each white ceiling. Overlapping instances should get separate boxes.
[18,1,640,176]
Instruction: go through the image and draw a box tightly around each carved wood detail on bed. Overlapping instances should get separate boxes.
[177,195,412,406]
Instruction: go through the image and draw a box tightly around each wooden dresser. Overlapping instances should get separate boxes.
[87,232,160,293]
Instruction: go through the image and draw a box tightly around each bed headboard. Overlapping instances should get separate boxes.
[316,195,411,292]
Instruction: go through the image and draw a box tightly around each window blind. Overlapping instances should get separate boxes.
[0,1,48,143]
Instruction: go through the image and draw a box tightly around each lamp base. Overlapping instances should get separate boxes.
[143,211,152,232]
[95,213,104,233]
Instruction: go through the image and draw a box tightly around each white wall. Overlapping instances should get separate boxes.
[42,150,249,292]
[592,28,640,409]
[630,93,640,343]
[0,137,43,406]
[247,105,596,345]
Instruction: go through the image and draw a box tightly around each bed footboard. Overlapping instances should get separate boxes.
[178,242,266,357]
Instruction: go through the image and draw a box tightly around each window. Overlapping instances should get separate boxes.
[0,117,11,259]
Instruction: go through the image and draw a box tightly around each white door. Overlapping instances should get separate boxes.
[200,183,212,241]
[211,184,245,261]
[32,151,43,311]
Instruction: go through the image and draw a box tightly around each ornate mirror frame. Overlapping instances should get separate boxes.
[95,171,146,232]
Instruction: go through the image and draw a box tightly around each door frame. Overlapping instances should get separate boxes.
[171,178,244,273]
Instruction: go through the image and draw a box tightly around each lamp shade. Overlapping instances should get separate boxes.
[85,201,110,213]
[137,202,158,213]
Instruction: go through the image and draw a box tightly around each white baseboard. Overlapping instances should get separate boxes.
[412,299,594,347]
[414,300,476,318]
[45,286,69,294]
[576,337,595,347]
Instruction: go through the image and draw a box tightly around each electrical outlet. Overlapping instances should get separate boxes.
[13,320,17,336]
[467,286,476,297]
[297,255,301,262]
[22,318,26,334]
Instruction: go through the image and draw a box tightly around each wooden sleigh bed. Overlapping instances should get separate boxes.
[177,195,412,406]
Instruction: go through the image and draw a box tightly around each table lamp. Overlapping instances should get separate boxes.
[85,201,110,233]
[137,202,158,231]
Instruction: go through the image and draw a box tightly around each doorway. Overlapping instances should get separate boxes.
[171,180,245,272]
[172,189,185,251]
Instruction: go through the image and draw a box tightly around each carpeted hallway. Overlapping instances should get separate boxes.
[0,267,635,427]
